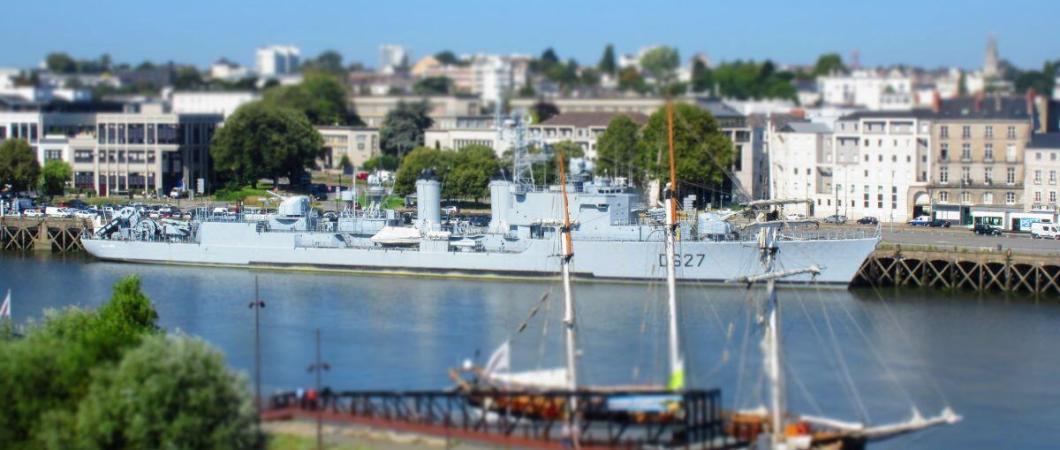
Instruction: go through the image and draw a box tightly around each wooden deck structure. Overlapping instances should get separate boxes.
[853,246,1060,296]
[0,217,92,253]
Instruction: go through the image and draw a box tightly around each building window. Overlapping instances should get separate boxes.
[1034,191,1042,203]
[863,185,869,208]
[1007,167,1016,184]
[984,167,993,184]
[984,143,993,160]
[1034,170,1042,184]
[1050,191,1057,203]
[961,126,970,139]
[961,143,971,160]
[1036,151,1043,161]
[940,143,949,160]
[877,186,883,209]
[1006,192,1015,204]
[940,126,948,138]
[960,191,971,204]
[962,167,971,184]
[985,126,993,138]
[1007,126,1016,139]
[1006,144,1016,161]
[891,186,898,209]
[940,166,949,183]
[939,191,949,203]
[45,150,62,161]
[982,192,993,204]
[1050,170,1057,185]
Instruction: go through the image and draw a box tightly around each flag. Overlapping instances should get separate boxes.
[484,340,510,376]
[0,289,10,319]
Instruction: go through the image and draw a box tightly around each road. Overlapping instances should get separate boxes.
[876,225,1060,256]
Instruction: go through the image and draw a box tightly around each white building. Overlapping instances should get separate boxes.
[170,91,260,119]
[316,126,380,169]
[256,45,300,77]
[768,122,832,216]
[1025,133,1060,212]
[818,69,914,111]
[378,45,410,74]
[472,56,512,103]
[529,112,649,161]
[210,59,250,81]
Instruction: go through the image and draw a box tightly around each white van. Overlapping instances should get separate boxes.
[1030,222,1060,239]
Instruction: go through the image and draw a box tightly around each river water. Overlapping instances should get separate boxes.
[0,252,1057,449]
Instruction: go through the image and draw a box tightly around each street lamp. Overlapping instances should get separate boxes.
[306,328,331,450]
[248,276,265,448]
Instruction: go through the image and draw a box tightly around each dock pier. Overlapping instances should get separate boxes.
[0,217,92,253]
[853,246,1060,296]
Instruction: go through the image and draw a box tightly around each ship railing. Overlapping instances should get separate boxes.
[264,388,738,449]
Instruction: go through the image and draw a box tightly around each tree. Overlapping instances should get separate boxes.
[45,52,77,73]
[598,44,617,75]
[262,71,359,125]
[813,53,846,76]
[71,335,257,450]
[446,145,500,200]
[579,68,601,87]
[172,66,204,90]
[40,160,72,198]
[380,100,433,158]
[362,154,399,172]
[210,102,324,187]
[338,154,354,175]
[530,101,559,124]
[393,147,452,196]
[618,67,649,94]
[301,50,345,76]
[691,58,713,93]
[0,275,159,449]
[639,104,734,196]
[595,115,642,180]
[640,47,680,86]
[0,140,41,192]
[710,60,796,100]
[540,48,559,66]
[413,76,453,95]
[434,50,466,67]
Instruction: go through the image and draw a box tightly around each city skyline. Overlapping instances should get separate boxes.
[0,0,1053,71]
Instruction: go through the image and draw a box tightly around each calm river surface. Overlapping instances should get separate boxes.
[1,252,1057,449]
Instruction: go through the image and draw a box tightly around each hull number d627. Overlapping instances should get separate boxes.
[659,253,706,268]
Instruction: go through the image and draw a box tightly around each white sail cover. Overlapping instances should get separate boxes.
[370,226,421,245]
[484,340,510,376]
[487,368,569,389]
[0,289,9,318]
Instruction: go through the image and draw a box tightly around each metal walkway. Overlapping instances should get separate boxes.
[263,389,745,449]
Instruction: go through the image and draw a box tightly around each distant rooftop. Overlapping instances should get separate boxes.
[781,122,831,133]
[1028,132,1060,149]
[536,111,649,128]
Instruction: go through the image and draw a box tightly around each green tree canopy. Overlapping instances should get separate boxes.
[210,102,324,187]
[380,100,433,158]
[598,44,617,75]
[262,71,358,125]
[0,275,159,450]
[40,160,72,197]
[445,145,500,200]
[413,76,453,95]
[362,154,400,171]
[45,52,77,73]
[595,115,642,181]
[0,140,41,192]
[393,147,451,196]
[640,47,680,86]
[618,67,649,94]
[813,53,846,76]
[530,101,559,123]
[711,60,796,100]
[301,50,345,76]
[434,50,467,66]
[71,334,257,450]
[639,104,734,196]
[691,58,712,93]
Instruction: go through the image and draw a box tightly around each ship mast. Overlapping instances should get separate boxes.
[664,102,684,390]
[760,225,785,447]
[556,148,580,440]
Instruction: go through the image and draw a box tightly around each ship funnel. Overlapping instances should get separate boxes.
[415,170,441,231]
[489,179,513,233]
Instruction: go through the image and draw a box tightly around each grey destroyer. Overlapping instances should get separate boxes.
[83,170,878,284]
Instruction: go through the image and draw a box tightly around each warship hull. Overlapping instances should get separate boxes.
[83,222,877,284]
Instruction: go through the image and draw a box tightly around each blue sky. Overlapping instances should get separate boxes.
[0,0,1052,70]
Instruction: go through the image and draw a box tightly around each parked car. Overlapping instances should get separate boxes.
[928,219,952,228]
[443,205,460,215]
[822,215,847,224]
[44,206,73,218]
[856,216,879,225]
[1030,222,1060,239]
[972,223,1003,236]
[908,215,932,226]
[785,213,806,221]
[23,209,43,217]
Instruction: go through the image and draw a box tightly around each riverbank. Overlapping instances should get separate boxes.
[266,421,488,450]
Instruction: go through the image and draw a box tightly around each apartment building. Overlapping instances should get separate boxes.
[423,116,502,153]
[528,112,649,161]
[349,95,482,128]
[768,122,833,217]
[256,45,300,77]
[170,91,259,119]
[316,126,380,169]
[818,69,914,111]
[0,105,222,196]
[929,95,1034,220]
[510,97,665,116]
[1024,133,1060,212]
[702,101,767,201]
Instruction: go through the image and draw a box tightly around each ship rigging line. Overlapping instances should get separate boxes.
[807,281,873,423]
